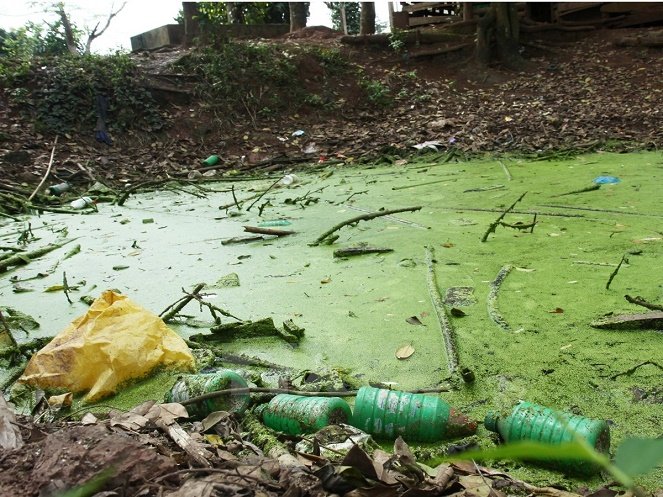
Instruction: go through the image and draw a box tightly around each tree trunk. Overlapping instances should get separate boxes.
[463,2,473,21]
[340,3,348,35]
[475,2,522,68]
[360,2,376,35]
[289,2,307,32]
[387,1,395,31]
[56,4,79,55]
[493,3,520,66]
[226,2,243,24]
[182,2,200,47]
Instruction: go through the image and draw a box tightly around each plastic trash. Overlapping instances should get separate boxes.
[350,386,477,442]
[165,370,250,419]
[485,401,610,472]
[593,176,620,184]
[291,130,305,137]
[202,155,220,167]
[47,182,70,196]
[279,174,299,187]
[70,197,94,209]
[260,394,352,435]
[18,291,195,401]
[413,140,444,151]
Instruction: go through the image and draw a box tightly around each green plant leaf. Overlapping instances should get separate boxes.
[614,438,663,477]
[441,440,607,465]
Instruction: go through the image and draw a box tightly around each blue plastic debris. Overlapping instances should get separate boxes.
[593,176,621,184]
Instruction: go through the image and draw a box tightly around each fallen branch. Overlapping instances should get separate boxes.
[243,226,296,236]
[312,206,422,245]
[0,239,74,273]
[246,177,282,212]
[605,254,628,290]
[439,205,586,218]
[480,192,527,242]
[464,185,505,193]
[609,360,663,380]
[425,246,463,379]
[498,220,537,231]
[160,283,206,322]
[539,204,663,218]
[333,246,393,257]
[625,295,663,311]
[487,265,513,331]
[222,235,274,245]
[28,135,58,202]
[391,176,458,191]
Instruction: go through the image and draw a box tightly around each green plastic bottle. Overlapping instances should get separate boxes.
[165,370,250,419]
[350,386,477,442]
[484,401,610,472]
[261,394,352,435]
[202,155,220,166]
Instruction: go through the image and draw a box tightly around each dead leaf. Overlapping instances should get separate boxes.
[47,392,73,407]
[548,307,564,313]
[145,403,189,426]
[406,316,423,326]
[441,242,455,248]
[396,343,415,360]
[0,394,23,449]
[81,413,98,425]
[201,410,231,432]
[450,308,466,317]
[321,277,332,284]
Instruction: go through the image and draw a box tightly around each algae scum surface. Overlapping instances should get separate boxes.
[1,151,662,489]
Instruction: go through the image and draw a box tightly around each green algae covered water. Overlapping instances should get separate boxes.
[1,151,662,489]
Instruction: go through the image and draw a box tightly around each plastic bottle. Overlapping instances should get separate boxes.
[279,174,299,187]
[350,386,477,442]
[165,370,250,419]
[47,182,70,196]
[70,197,94,209]
[484,401,610,471]
[202,155,220,166]
[260,394,352,435]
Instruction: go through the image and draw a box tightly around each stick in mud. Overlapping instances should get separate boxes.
[425,246,461,378]
[552,184,601,197]
[605,254,628,290]
[487,264,513,331]
[480,192,527,242]
[312,206,422,245]
[499,160,512,181]
[243,226,296,236]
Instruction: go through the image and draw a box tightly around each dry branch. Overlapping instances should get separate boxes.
[625,295,663,311]
[480,192,527,242]
[312,206,422,245]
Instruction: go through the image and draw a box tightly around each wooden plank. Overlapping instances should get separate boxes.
[402,3,454,14]
[601,2,659,14]
[409,15,456,27]
[557,2,601,15]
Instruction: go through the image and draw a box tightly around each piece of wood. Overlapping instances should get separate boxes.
[0,239,74,273]
[552,184,600,197]
[590,311,663,331]
[605,254,627,290]
[408,16,456,27]
[28,136,58,202]
[625,295,663,311]
[481,192,527,242]
[157,420,213,468]
[409,43,473,58]
[221,235,274,245]
[312,206,422,245]
[333,246,393,257]
[160,283,206,322]
[243,226,296,236]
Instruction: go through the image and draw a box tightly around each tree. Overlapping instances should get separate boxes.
[326,2,360,35]
[359,2,376,35]
[54,1,126,55]
[476,2,522,68]
[289,2,307,32]
[182,2,200,47]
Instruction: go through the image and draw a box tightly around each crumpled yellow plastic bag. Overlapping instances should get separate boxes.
[19,290,195,401]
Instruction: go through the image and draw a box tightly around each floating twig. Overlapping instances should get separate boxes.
[625,295,663,311]
[28,135,58,202]
[231,184,240,210]
[425,246,462,378]
[552,184,601,197]
[480,192,527,242]
[346,205,429,229]
[246,177,282,212]
[391,175,458,191]
[0,239,75,273]
[160,283,206,323]
[62,271,72,304]
[498,220,537,231]
[221,234,274,245]
[540,204,663,218]
[312,206,422,245]
[243,226,296,236]
[605,254,628,290]
[499,160,512,181]
[609,361,663,380]
[439,206,586,219]
[463,184,505,193]
[530,214,537,233]
[487,265,513,330]
[333,246,393,257]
